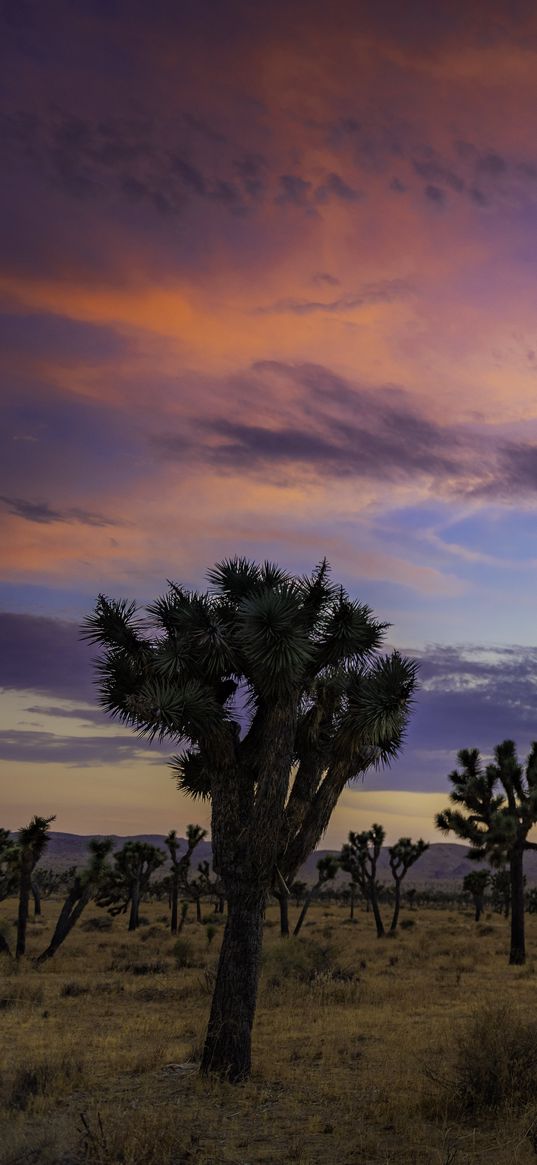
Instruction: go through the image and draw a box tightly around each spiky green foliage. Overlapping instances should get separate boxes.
[436,741,537,963]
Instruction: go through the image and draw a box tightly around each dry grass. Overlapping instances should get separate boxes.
[1,899,537,1164]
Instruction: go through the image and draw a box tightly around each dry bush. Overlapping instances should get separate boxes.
[8,1054,85,1111]
[428,1001,537,1118]
[262,938,334,986]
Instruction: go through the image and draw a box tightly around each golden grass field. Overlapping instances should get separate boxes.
[1,898,537,1165]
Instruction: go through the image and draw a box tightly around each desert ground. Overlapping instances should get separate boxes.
[1,898,537,1165]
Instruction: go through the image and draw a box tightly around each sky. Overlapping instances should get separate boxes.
[2,0,537,844]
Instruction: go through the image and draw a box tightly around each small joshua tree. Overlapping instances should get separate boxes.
[388,837,428,931]
[165,825,207,934]
[96,841,164,930]
[36,840,113,962]
[340,824,386,937]
[490,868,511,917]
[463,869,490,923]
[293,855,339,936]
[436,741,537,964]
[15,816,55,957]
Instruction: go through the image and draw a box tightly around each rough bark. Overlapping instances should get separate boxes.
[201,890,265,1081]
[36,883,90,963]
[473,895,483,923]
[276,891,290,937]
[509,848,525,965]
[31,879,41,917]
[170,874,179,935]
[293,889,314,936]
[390,880,401,932]
[370,888,385,938]
[349,882,356,921]
[16,853,32,958]
[128,878,140,932]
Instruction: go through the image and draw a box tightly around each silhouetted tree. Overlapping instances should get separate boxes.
[340,825,386,937]
[293,855,339,936]
[36,840,113,962]
[96,841,164,930]
[15,816,54,957]
[165,825,206,934]
[84,557,416,1080]
[490,868,511,917]
[463,869,490,923]
[436,741,537,964]
[388,837,429,931]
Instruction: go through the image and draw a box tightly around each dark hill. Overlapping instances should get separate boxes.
[28,833,537,885]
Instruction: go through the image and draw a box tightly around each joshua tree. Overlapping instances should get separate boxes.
[36,840,113,962]
[293,855,339,936]
[340,824,386,937]
[96,841,164,930]
[165,825,207,934]
[15,816,54,957]
[388,837,429,932]
[490,868,511,917]
[84,557,416,1080]
[0,829,19,903]
[436,741,537,964]
[463,869,490,923]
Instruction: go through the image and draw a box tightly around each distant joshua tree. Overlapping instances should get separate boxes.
[436,741,537,964]
[165,825,207,934]
[36,840,113,962]
[293,855,339,936]
[388,837,429,931]
[96,840,164,930]
[84,556,416,1081]
[490,868,511,918]
[463,869,490,923]
[340,825,386,937]
[15,816,54,958]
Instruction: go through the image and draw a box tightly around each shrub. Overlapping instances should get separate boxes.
[173,938,194,968]
[400,918,416,930]
[262,939,334,984]
[60,981,90,998]
[431,1002,537,1117]
[81,915,113,932]
[9,1055,84,1110]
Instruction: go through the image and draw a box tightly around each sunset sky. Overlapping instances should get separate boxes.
[2,0,537,844]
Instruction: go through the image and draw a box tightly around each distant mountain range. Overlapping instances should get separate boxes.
[32,832,537,886]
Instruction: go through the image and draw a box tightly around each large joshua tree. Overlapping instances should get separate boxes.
[36,839,113,962]
[84,556,416,1080]
[436,741,537,965]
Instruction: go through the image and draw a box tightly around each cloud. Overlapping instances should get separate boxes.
[0,612,95,701]
[0,728,164,766]
[314,171,363,203]
[424,184,446,205]
[256,279,412,315]
[275,174,313,207]
[0,496,122,527]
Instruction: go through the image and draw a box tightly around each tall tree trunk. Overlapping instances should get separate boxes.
[390,880,401,932]
[349,881,355,921]
[170,873,178,935]
[370,889,385,938]
[16,854,32,958]
[276,891,289,937]
[177,901,188,933]
[36,885,89,963]
[201,891,264,1081]
[196,896,202,924]
[293,888,316,936]
[509,848,525,965]
[474,895,483,923]
[31,879,41,917]
[128,877,140,932]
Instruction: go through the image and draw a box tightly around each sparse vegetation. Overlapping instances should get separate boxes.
[1,895,537,1165]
